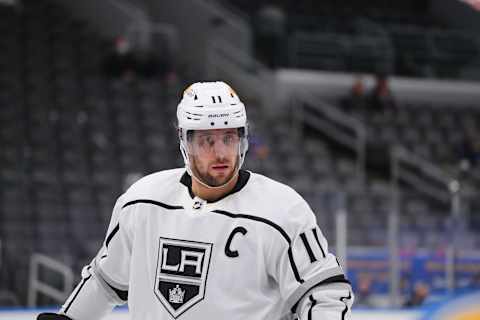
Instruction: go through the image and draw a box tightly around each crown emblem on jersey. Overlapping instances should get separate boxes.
[155,238,213,318]
[169,285,185,304]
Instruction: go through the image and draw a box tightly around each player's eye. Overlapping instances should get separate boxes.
[223,134,233,145]
[194,133,238,152]
[196,135,214,149]
[205,136,215,146]
[227,134,240,145]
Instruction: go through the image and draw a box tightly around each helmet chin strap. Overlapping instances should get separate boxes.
[190,166,239,190]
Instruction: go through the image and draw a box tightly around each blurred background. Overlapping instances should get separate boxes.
[0,0,479,319]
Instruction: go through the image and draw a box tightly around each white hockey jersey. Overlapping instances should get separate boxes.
[60,169,353,320]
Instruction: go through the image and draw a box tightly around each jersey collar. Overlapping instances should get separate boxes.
[180,169,250,203]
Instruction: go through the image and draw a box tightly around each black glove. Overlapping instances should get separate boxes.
[37,313,72,320]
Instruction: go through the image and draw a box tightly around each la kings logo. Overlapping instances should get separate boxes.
[154,237,213,318]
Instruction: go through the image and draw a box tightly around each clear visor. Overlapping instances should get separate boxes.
[186,130,241,156]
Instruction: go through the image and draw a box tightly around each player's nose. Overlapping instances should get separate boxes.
[212,140,229,157]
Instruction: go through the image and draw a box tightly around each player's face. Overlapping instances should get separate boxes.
[188,129,240,187]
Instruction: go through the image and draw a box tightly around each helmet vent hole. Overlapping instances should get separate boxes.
[224,121,228,125]
[194,94,198,100]
[210,122,215,126]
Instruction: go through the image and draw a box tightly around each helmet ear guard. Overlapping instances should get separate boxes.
[237,124,249,168]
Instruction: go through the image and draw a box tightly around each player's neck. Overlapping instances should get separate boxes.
[191,173,239,202]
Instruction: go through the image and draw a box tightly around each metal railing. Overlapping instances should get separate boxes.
[201,0,252,51]
[334,193,348,273]
[290,91,367,183]
[201,0,277,109]
[288,31,394,73]
[206,39,274,109]
[27,254,74,307]
[389,145,464,306]
[107,0,178,55]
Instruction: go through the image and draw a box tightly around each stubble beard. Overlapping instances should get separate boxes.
[190,156,238,187]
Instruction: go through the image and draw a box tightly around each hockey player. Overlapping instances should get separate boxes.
[38,81,353,320]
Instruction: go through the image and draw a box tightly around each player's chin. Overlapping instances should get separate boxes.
[209,168,235,185]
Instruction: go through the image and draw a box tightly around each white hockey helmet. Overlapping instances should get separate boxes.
[177,81,249,179]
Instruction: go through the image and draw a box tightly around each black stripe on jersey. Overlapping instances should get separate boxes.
[300,232,317,263]
[63,266,92,313]
[311,228,326,258]
[212,209,304,284]
[287,248,302,283]
[336,257,342,267]
[308,295,317,320]
[121,199,184,210]
[341,291,352,320]
[105,200,183,248]
[290,274,351,314]
[105,223,119,248]
[106,281,128,301]
[180,170,251,203]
